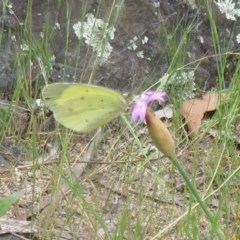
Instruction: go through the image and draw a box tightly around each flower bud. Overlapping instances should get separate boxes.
[145,107,175,158]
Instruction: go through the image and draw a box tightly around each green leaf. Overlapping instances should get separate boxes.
[0,190,25,217]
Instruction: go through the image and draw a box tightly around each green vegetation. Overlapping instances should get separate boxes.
[1,1,240,239]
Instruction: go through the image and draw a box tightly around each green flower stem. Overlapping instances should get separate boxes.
[170,155,225,240]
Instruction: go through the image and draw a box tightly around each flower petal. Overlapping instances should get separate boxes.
[144,91,166,104]
[131,90,167,122]
[131,106,140,121]
[131,102,147,121]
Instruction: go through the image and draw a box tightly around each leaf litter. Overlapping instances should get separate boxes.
[181,91,229,138]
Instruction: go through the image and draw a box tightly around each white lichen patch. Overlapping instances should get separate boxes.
[40,32,44,39]
[153,2,160,8]
[199,35,204,44]
[7,2,14,15]
[236,33,240,43]
[215,0,240,21]
[127,35,150,60]
[54,22,60,30]
[50,54,56,62]
[73,13,116,59]
[20,43,29,51]
[128,36,138,50]
[186,0,198,9]
[142,36,149,44]
[162,70,197,99]
[136,51,144,58]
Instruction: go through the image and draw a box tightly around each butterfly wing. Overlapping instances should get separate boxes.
[42,83,126,132]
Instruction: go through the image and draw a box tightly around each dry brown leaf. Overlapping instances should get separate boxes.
[202,92,219,111]
[181,92,221,138]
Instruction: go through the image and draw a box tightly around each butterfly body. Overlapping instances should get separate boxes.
[42,83,126,132]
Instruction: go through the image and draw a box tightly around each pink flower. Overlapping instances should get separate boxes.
[131,91,166,121]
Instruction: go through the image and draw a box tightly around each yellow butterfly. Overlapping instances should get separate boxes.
[42,83,127,133]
